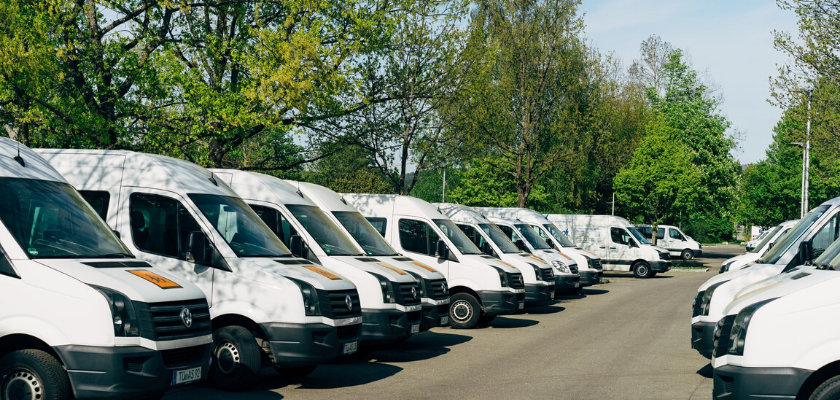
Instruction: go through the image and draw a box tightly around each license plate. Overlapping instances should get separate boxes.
[440,316,449,325]
[410,324,420,334]
[518,303,524,310]
[343,341,359,355]
[172,367,201,385]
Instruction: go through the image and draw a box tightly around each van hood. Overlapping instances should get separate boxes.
[722,252,758,266]
[332,256,419,283]
[533,249,578,267]
[469,254,521,274]
[699,262,778,291]
[377,256,447,280]
[34,259,206,303]
[232,257,356,291]
[724,267,839,316]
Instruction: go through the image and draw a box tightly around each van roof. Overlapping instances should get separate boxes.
[210,169,316,207]
[0,138,66,182]
[546,214,633,227]
[472,207,551,225]
[34,149,234,196]
[341,193,447,220]
[287,181,358,213]
[434,203,491,224]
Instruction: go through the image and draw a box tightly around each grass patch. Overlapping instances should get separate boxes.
[671,260,706,269]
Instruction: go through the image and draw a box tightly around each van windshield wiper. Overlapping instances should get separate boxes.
[96,252,136,259]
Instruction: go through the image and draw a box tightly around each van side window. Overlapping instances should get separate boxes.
[532,225,551,242]
[457,224,486,248]
[610,227,631,245]
[0,245,17,279]
[669,229,683,240]
[399,219,440,256]
[367,217,387,237]
[249,204,298,248]
[656,228,665,239]
[79,190,110,220]
[129,193,203,259]
[811,213,840,259]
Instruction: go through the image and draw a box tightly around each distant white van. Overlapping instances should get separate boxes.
[38,150,362,390]
[635,224,702,260]
[547,214,671,278]
[719,220,797,274]
[343,194,526,329]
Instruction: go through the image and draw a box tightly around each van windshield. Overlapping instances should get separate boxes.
[0,178,132,259]
[287,205,363,256]
[433,219,482,255]
[627,227,651,245]
[514,224,552,250]
[332,211,398,256]
[542,224,576,247]
[760,205,830,265]
[816,237,840,268]
[751,226,782,254]
[188,194,291,257]
[479,223,520,253]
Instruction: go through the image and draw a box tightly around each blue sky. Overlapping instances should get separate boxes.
[579,0,800,164]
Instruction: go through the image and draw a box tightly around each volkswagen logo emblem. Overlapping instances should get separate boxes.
[411,286,418,299]
[345,295,353,310]
[180,308,193,328]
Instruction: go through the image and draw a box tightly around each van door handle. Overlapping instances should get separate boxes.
[609,247,617,249]
[598,246,606,249]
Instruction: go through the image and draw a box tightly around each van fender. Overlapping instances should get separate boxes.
[209,299,300,327]
[793,339,840,372]
[0,317,75,349]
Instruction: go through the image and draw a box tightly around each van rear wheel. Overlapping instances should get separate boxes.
[0,349,71,400]
[449,293,481,329]
[210,326,262,391]
[633,262,652,279]
[681,249,694,260]
[810,374,840,400]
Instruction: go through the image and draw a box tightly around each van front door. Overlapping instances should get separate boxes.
[397,218,451,278]
[608,227,634,271]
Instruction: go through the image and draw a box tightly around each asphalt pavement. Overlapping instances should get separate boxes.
[167,245,745,400]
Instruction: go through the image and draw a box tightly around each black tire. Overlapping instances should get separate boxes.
[210,326,262,391]
[810,374,840,400]
[478,314,496,325]
[0,349,71,400]
[681,249,694,260]
[274,365,317,378]
[449,293,481,329]
[633,261,653,279]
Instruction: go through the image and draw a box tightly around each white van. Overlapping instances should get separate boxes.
[435,204,562,301]
[343,194,526,329]
[289,181,451,330]
[719,220,798,274]
[472,207,603,288]
[37,150,362,390]
[690,197,840,359]
[710,239,840,399]
[0,138,213,399]
[635,224,702,260]
[211,170,425,343]
[547,214,672,279]
[745,228,771,251]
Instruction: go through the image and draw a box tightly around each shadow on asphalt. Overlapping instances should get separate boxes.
[335,330,473,364]
[486,316,539,329]
[698,252,745,260]
[580,288,610,295]
[165,374,289,400]
[697,363,713,378]
[519,303,565,315]
[292,361,403,389]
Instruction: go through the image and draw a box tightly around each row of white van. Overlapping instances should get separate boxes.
[690,197,840,399]
[0,138,635,399]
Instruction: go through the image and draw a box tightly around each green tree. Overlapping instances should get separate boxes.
[614,119,701,244]
[447,158,548,208]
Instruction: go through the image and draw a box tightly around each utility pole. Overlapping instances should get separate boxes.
[803,90,811,218]
[611,192,615,216]
[441,164,447,203]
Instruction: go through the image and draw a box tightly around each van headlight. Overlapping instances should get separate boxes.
[551,260,569,273]
[728,298,777,356]
[489,265,509,287]
[530,264,544,281]
[90,285,139,337]
[370,272,397,303]
[288,278,323,316]
[700,281,729,316]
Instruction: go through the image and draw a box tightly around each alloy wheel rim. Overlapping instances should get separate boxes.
[3,369,42,400]
[215,342,240,375]
[451,300,472,321]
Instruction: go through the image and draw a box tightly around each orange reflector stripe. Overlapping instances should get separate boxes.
[411,262,438,273]
[127,270,182,289]
[378,263,407,275]
[496,260,519,270]
[529,255,547,264]
[557,253,571,260]
[304,266,342,280]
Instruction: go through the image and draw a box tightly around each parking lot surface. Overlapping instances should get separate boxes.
[167,245,743,400]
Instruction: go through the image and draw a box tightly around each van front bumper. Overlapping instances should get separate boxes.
[555,275,580,294]
[55,343,212,399]
[419,300,451,331]
[579,270,602,286]
[360,308,421,344]
[652,261,671,272]
[691,321,715,359]
[713,364,811,399]
[262,321,362,366]
[478,290,522,316]
[524,283,554,304]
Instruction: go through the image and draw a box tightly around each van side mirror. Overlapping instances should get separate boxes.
[436,240,449,259]
[799,241,813,265]
[187,231,208,264]
[545,238,556,249]
[514,240,528,252]
[290,235,305,258]
[112,230,121,239]
[768,242,775,250]
[629,240,639,248]
[481,242,495,257]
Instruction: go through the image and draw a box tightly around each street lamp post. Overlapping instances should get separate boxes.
[791,89,813,218]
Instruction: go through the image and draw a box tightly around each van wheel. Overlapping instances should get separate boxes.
[210,326,262,391]
[274,365,317,378]
[633,262,652,279]
[810,374,840,400]
[449,293,481,329]
[681,249,694,260]
[0,349,71,400]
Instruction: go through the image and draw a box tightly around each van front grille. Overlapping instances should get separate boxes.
[428,279,449,300]
[135,299,212,341]
[508,273,525,289]
[395,282,422,306]
[319,289,362,320]
[540,268,555,282]
[712,315,736,358]
[692,291,705,317]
